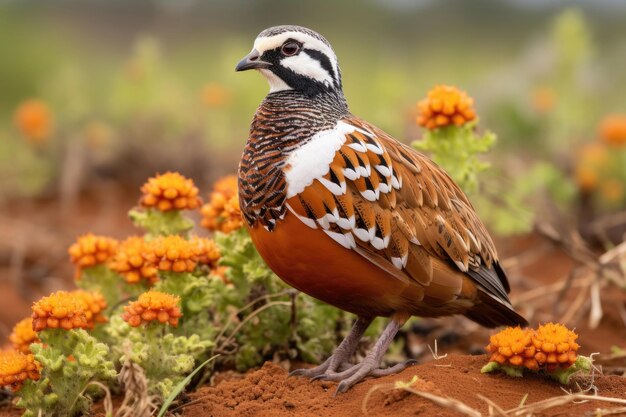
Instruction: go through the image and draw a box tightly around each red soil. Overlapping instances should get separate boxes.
[181,354,626,417]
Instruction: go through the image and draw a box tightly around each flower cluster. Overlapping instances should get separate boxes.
[148,235,200,273]
[201,175,243,233]
[109,236,158,284]
[416,85,476,129]
[486,326,537,369]
[9,318,39,354]
[201,82,232,108]
[531,86,556,114]
[13,99,54,144]
[0,350,41,392]
[599,114,626,146]
[191,237,221,269]
[69,233,118,278]
[531,322,579,371]
[140,172,203,212]
[573,116,626,206]
[73,290,108,328]
[412,85,493,196]
[486,323,579,372]
[31,291,89,332]
[575,143,609,192]
[122,291,182,327]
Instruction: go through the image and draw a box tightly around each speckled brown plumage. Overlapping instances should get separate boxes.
[238,90,348,230]
[236,25,526,392]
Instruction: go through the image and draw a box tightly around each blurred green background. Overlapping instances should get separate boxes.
[1,0,625,201]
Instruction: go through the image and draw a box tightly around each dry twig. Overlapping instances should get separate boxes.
[115,343,160,417]
[80,381,113,417]
[362,376,626,417]
[530,220,626,329]
[427,339,448,361]
[361,377,482,417]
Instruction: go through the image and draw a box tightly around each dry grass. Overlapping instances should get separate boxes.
[509,220,626,331]
[361,375,626,416]
[114,343,160,417]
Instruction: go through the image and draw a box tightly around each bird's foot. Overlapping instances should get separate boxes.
[290,317,374,379]
[289,355,354,378]
[312,358,417,394]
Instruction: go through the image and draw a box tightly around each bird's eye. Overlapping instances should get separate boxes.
[281,42,300,56]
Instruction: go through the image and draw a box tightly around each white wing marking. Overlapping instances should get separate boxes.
[287,122,401,253]
[284,121,355,198]
[323,229,356,249]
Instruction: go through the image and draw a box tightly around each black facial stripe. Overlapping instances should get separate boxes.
[271,65,331,97]
[303,48,337,85]
[261,47,282,63]
[260,46,335,97]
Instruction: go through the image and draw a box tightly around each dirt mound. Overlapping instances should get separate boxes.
[182,354,626,417]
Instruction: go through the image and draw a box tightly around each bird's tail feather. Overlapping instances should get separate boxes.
[465,291,528,328]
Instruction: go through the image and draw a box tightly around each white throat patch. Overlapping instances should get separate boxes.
[260,69,292,93]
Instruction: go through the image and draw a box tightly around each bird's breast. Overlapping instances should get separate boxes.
[247,209,427,317]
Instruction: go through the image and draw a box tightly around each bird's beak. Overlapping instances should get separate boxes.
[235,49,271,72]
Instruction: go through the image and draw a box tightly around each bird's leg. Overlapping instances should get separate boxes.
[312,313,415,394]
[290,316,373,378]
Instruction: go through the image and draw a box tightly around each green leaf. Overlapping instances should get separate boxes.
[547,355,593,384]
[129,208,194,238]
[157,355,219,417]
[480,361,524,377]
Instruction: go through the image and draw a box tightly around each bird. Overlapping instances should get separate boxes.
[235,25,527,393]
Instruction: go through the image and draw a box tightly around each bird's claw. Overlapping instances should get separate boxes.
[289,366,325,378]
[292,361,353,380]
[303,359,418,395]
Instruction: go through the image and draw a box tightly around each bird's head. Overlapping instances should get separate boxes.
[236,25,342,97]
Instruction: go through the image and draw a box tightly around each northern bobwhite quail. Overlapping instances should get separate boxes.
[236,25,527,393]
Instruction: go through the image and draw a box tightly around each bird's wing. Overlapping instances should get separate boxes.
[283,116,511,305]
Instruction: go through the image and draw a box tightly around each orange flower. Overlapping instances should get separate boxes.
[122,291,182,327]
[211,265,230,283]
[147,235,198,273]
[486,326,538,370]
[13,99,54,144]
[487,323,580,372]
[575,142,611,192]
[531,86,556,114]
[201,175,244,233]
[0,350,41,392]
[416,85,476,130]
[600,179,624,203]
[109,236,158,285]
[192,237,220,267]
[71,290,108,328]
[532,323,579,371]
[201,82,232,108]
[213,175,238,197]
[9,318,39,354]
[575,165,599,192]
[83,120,114,150]
[31,291,89,332]
[144,236,222,273]
[140,172,203,212]
[69,233,118,279]
[599,114,626,146]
